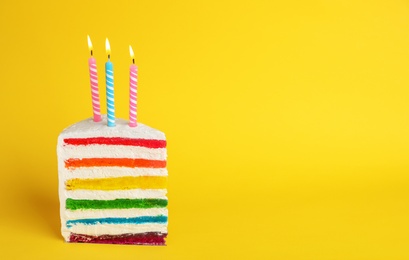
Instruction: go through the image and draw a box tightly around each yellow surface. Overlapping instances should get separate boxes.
[1,0,409,259]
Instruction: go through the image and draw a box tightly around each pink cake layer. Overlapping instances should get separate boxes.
[69,232,167,245]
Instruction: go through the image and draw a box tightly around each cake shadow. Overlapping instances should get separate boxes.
[22,175,61,240]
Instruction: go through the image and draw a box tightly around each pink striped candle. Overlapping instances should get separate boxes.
[87,35,102,122]
[129,45,138,127]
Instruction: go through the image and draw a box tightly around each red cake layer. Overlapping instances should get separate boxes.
[64,137,166,148]
[69,232,167,245]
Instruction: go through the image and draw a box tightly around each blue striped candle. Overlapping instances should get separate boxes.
[105,38,115,127]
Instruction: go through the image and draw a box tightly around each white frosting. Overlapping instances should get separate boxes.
[64,189,167,200]
[65,208,168,220]
[59,167,167,181]
[65,224,167,237]
[57,116,168,242]
[58,116,165,140]
[60,145,166,161]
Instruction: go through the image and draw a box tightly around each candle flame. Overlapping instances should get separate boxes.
[129,45,134,59]
[87,35,93,53]
[105,38,111,55]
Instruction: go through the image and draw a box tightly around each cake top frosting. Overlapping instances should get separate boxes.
[59,115,165,140]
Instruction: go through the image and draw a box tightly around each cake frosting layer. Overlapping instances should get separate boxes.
[60,167,167,180]
[64,189,167,200]
[68,223,168,236]
[58,117,165,140]
[61,145,166,161]
[58,116,168,244]
[65,208,168,220]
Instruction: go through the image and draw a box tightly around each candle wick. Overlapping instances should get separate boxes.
[91,50,93,56]
[133,58,135,64]
[108,54,111,60]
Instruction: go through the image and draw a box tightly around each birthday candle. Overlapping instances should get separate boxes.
[87,35,102,122]
[105,38,115,127]
[129,45,138,127]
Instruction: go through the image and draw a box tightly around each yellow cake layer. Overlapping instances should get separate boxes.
[66,176,167,190]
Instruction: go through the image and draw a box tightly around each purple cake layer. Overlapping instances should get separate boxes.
[69,232,167,245]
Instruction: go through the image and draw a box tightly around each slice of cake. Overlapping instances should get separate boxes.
[57,116,168,245]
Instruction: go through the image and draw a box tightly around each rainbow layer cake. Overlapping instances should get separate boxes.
[57,116,168,245]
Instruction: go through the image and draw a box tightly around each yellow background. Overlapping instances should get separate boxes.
[1,0,409,259]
